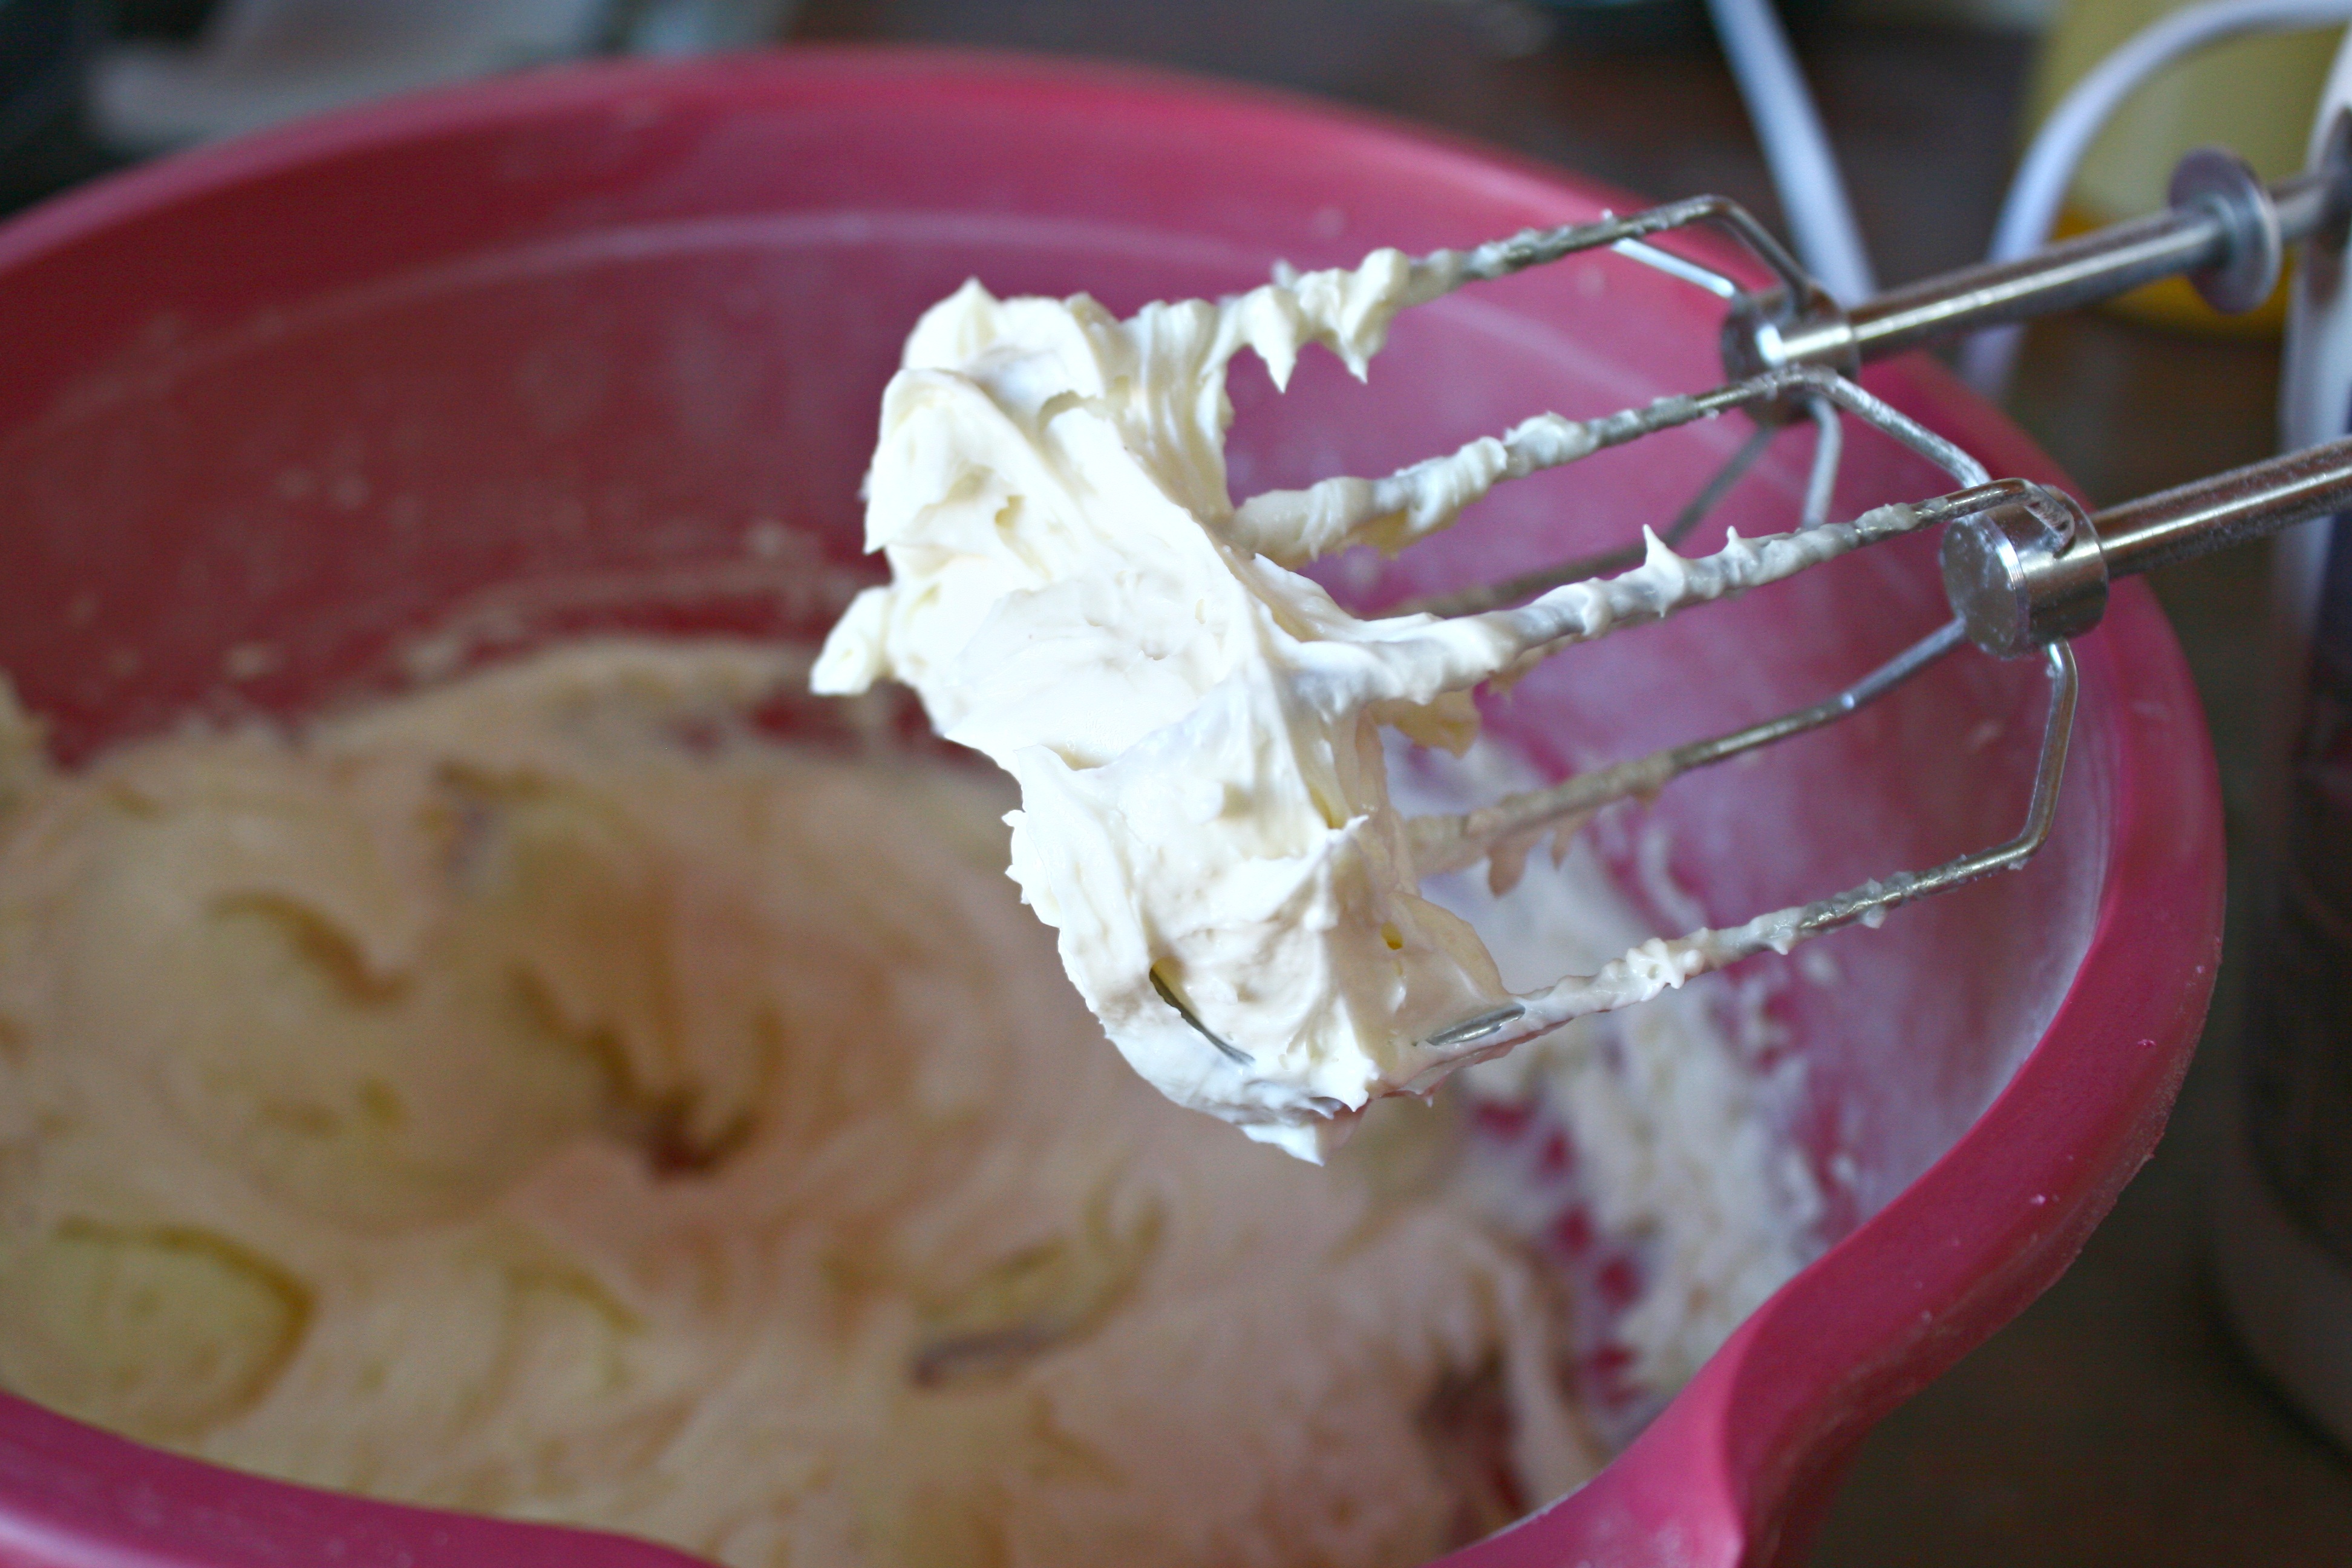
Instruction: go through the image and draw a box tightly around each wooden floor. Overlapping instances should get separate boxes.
[789,4,2352,1561]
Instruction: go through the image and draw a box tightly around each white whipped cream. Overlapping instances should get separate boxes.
[814,254,1888,1158]
[812,256,1506,1160]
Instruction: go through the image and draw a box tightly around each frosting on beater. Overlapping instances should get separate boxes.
[814,252,1685,1159]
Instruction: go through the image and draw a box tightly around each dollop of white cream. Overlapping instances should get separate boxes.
[810,251,1902,1160]
[814,256,1544,1161]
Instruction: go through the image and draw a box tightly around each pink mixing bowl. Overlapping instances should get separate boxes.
[0,46,2221,1568]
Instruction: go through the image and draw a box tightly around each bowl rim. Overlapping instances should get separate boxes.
[0,44,2223,1568]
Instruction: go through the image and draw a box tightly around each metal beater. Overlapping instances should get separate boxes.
[1289,140,2352,1061]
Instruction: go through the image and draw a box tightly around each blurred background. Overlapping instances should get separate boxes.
[1,0,2347,1562]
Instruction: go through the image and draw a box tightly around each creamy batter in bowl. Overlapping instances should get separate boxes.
[0,47,2218,1568]
[0,635,1828,1566]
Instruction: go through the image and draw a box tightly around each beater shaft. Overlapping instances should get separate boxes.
[1740,160,2333,373]
[1849,172,2315,354]
[2097,434,2352,578]
[1941,435,2352,658]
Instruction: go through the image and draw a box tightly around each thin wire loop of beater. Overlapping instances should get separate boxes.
[1403,391,1847,619]
[1151,969,1250,1066]
[1425,640,2079,1057]
[1316,332,1998,884]
[1523,363,1989,503]
[1365,189,1889,625]
[1610,238,1742,299]
[1267,311,2048,1059]
[1404,421,1776,618]
[1408,618,1969,878]
[1323,361,1987,617]
[1420,194,1817,317]
[1800,393,1843,527]
[1315,365,1988,732]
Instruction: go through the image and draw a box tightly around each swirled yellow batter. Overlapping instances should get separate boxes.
[0,639,1607,1568]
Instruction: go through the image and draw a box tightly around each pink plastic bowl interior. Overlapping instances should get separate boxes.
[0,47,2222,1568]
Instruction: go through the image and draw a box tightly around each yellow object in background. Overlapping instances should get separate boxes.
[2028,0,2342,333]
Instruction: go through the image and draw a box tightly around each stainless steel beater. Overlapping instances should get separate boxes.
[1291,143,2352,1060]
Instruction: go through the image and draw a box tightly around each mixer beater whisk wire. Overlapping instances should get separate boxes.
[1217,159,2352,1061]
